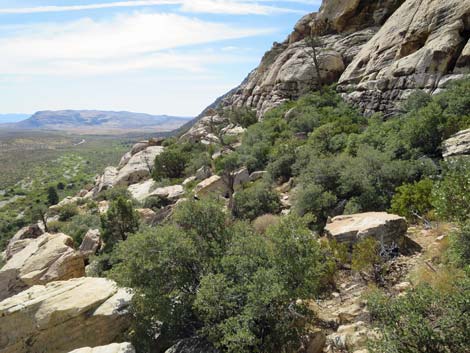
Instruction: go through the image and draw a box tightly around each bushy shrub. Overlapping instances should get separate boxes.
[367,282,470,353]
[152,149,189,180]
[110,200,332,353]
[232,183,281,221]
[351,237,380,273]
[390,178,434,221]
[101,196,139,250]
[59,214,101,245]
[58,203,79,222]
[252,214,280,234]
[432,157,470,222]
[47,186,59,206]
[224,107,258,128]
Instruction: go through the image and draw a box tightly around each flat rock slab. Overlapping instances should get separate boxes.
[324,212,407,247]
[443,129,470,158]
[0,233,85,301]
[0,277,132,353]
[69,342,135,353]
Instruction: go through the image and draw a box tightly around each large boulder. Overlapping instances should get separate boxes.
[194,175,228,197]
[4,224,44,260]
[324,212,407,247]
[0,277,132,353]
[79,229,102,258]
[442,129,470,158]
[69,343,135,353]
[0,233,85,300]
[339,0,470,115]
[113,146,164,187]
[148,185,185,202]
[128,179,157,202]
[95,166,119,194]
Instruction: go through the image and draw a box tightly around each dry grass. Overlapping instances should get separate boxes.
[252,214,280,234]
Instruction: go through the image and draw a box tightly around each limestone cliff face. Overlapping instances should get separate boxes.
[188,0,470,127]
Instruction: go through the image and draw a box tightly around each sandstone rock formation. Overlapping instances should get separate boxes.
[0,277,132,353]
[149,185,185,201]
[95,166,119,194]
[113,146,164,187]
[136,208,157,224]
[69,343,135,353]
[338,0,470,115]
[128,179,156,202]
[4,224,44,260]
[194,175,228,197]
[79,229,102,258]
[0,233,85,300]
[442,128,470,158]
[324,212,407,247]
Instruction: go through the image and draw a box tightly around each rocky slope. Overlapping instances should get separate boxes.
[184,0,470,133]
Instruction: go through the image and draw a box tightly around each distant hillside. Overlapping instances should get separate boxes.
[0,110,192,135]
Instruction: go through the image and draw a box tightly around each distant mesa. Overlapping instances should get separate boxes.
[0,110,192,135]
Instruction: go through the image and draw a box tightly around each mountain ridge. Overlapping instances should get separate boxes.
[1,110,192,135]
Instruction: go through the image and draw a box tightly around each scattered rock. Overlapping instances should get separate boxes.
[165,338,219,353]
[324,212,407,247]
[249,171,267,182]
[196,166,212,180]
[130,141,149,155]
[443,129,470,158]
[128,179,157,202]
[69,343,135,353]
[98,200,110,214]
[183,176,197,186]
[79,229,101,257]
[136,208,157,224]
[194,175,228,197]
[393,281,411,293]
[149,185,185,201]
[0,233,85,300]
[234,167,250,187]
[95,167,119,194]
[0,277,132,353]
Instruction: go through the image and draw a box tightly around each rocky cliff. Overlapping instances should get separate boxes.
[187,0,470,124]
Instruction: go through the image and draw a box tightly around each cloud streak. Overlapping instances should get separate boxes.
[0,0,306,15]
[0,12,272,75]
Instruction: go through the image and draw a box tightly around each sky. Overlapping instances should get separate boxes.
[0,0,320,117]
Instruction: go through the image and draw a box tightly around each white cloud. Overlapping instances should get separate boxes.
[0,12,272,76]
[0,0,305,15]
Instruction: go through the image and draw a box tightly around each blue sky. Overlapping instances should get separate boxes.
[0,0,319,116]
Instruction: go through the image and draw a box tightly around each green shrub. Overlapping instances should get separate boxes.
[47,186,59,206]
[152,149,189,181]
[224,107,258,128]
[293,183,336,225]
[101,196,139,250]
[232,183,281,221]
[59,214,101,245]
[58,203,79,222]
[367,282,470,353]
[448,222,470,271]
[351,237,380,273]
[390,179,434,221]
[110,200,332,353]
[432,157,470,222]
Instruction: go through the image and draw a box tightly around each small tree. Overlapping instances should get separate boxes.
[47,186,59,206]
[214,153,242,209]
[152,149,188,181]
[302,31,324,92]
[31,204,49,233]
[101,196,139,250]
